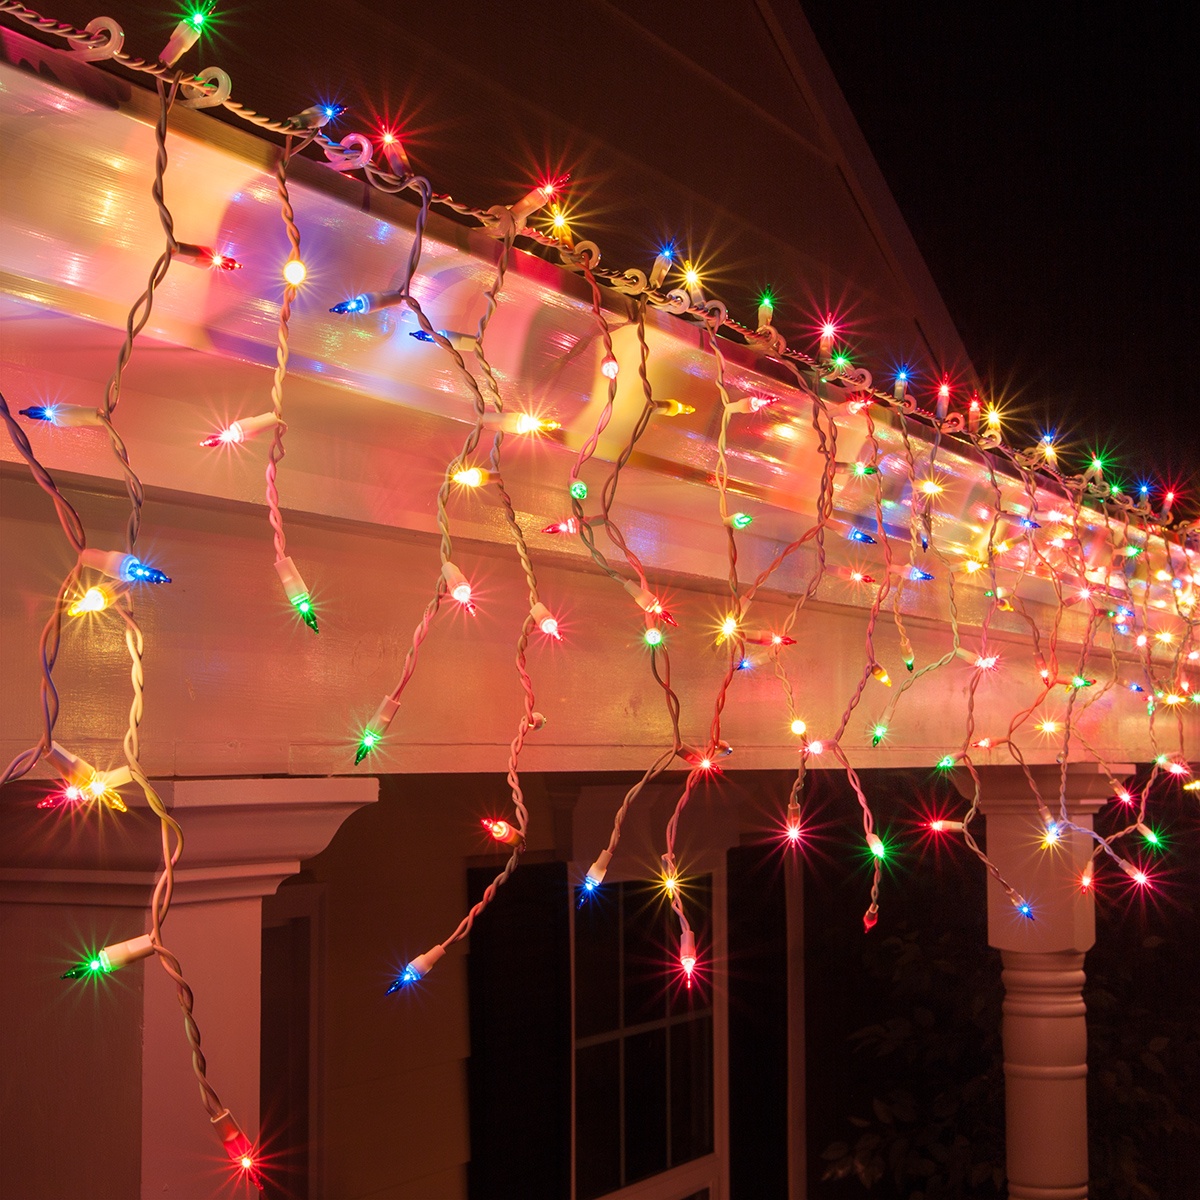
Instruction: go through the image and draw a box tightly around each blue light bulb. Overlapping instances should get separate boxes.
[736,656,752,671]
[1019,517,1040,529]
[122,557,171,585]
[848,528,876,544]
[409,329,437,343]
[18,405,58,424]
[385,964,421,994]
[658,243,674,260]
[909,567,934,582]
[1017,902,1034,919]
[1127,681,1144,692]
[895,367,908,383]
[330,295,368,315]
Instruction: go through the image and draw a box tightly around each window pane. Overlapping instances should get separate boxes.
[670,1014,714,1165]
[623,1027,668,1185]
[623,882,668,1026]
[575,887,620,1038]
[576,1041,621,1200]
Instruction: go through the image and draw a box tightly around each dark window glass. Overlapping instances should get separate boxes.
[574,876,714,1196]
[575,888,621,1038]
[624,1027,668,1183]
[670,1015,714,1165]
[576,1040,621,1200]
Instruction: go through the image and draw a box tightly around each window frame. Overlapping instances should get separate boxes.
[569,863,729,1200]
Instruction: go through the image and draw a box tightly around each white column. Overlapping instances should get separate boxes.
[0,775,376,1200]
[970,762,1129,1200]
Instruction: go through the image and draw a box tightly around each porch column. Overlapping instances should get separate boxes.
[969,762,1129,1200]
[0,774,376,1200]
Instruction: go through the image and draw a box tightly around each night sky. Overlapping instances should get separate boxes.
[801,1,1199,496]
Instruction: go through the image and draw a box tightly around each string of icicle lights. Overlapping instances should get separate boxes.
[0,3,1197,1191]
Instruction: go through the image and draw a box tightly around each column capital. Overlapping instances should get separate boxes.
[0,775,378,905]
[956,762,1133,955]
[953,760,1134,816]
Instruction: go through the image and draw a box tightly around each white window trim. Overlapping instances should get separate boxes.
[569,865,729,1200]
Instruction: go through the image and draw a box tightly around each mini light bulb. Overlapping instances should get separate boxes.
[652,399,696,417]
[442,562,474,610]
[483,818,523,846]
[807,740,824,755]
[644,627,664,647]
[871,722,888,745]
[62,933,154,978]
[19,403,103,428]
[1042,821,1061,848]
[387,944,446,992]
[919,479,944,496]
[928,818,965,833]
[724,394,778,415]
[275,557,318,632]
[1015,899,1035,919]
[784,801,803,843]
[819,320,837,359]
[1120,860,1149,887]
[283,258,307,286]
[757,291,775,329]
[583,850,612,893]
[936,755,956,769]
[719,615,738,639]
[68,586,113,616]
[570,480,588,501]
[682,263,701,290]
[872,666,891,688]
[600,354,619,379]
[200,411,278,447]
[790,718,807,736]
[847,528,876,544]
[453,466,489,487]
[623,580,677,625]
[355,695,401,764]
[866,832,887,860]
[530,602,561,639]
[726,511,754,529]
[1038,720,1060,735]
[679,929,697,986]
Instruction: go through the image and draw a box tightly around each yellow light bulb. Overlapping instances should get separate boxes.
[963,559,983,573]
[720,615,738,638]
[919,479,943,496]
[283,258,307,286]
[1039,720,1060,735]
[68,586,111,616]
[790,719,807,736]
[453,467,487,487]
[683,263,701,289]
[985,407,1001,429]
[514,414,559,435]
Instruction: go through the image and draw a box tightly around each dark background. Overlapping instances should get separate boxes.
[802,1,1199,489]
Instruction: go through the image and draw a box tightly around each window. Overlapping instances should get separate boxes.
[573,877,715,1200]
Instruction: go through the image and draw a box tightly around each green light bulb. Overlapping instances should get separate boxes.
[355,729,380,765]
[62,955,110,980]
[730,512,753,529]
[189,8,206,27]
[644,628,663,647]
[871,724,887,747]
[292,594,319,633]
[1143,828,1161,847]
[570,481,587,501]
[936,755,955,770]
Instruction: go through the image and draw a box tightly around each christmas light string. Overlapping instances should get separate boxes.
[0,6,1195,1187]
